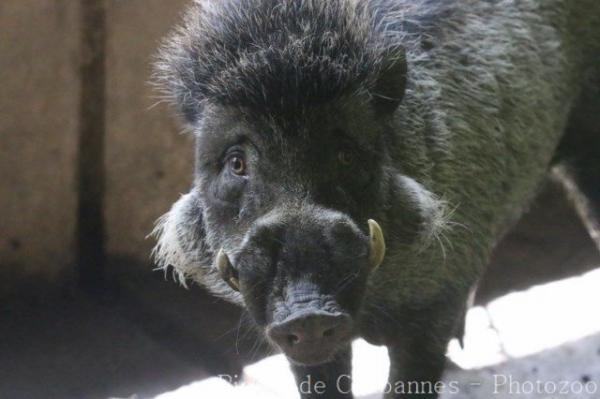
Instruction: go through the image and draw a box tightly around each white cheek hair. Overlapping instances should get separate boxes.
[150,192,197,287]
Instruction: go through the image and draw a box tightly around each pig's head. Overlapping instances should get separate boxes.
[192,101,392,365]
[152,0,421,365]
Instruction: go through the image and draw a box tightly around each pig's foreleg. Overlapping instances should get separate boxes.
[289,345,354,398]
[385,336,447,399]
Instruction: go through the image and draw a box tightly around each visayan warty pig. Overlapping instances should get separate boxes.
[152,0,600,397]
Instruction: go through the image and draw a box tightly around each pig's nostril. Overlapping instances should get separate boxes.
[268,312,351,349]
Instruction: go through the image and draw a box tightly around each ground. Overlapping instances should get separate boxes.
[2,269,598,399]
[150,269,600,399]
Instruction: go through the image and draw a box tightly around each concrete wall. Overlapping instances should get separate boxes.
[104,0,193,265]
[0,0,192,296]
[0,1,81,291]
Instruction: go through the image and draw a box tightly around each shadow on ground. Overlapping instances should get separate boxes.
[0,266,269,399]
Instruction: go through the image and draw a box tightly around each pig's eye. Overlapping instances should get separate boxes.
[338,150,354,166]
[228,154,247,176]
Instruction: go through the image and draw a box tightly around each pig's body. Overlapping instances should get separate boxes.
[153,0,600,397]
[357,0,600,345]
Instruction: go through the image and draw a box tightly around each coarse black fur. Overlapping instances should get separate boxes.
[153,1,600,398]
[154,0,408,122]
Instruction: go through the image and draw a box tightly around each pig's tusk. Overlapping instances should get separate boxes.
[216,248,240,291]
[368,219,386,271]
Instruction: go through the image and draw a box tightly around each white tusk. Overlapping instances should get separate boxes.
[368,219,386,271]
[216,248,240,291]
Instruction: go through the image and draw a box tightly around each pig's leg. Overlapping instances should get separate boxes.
[383,302,463,399]
[289,345,353,398]
[385,337,447,399]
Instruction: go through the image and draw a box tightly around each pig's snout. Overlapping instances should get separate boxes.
[267,311,352,364]
[213,210,387,364]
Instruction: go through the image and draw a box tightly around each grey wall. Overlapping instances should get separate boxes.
[0,0,191,297]
[0,2,81,292]
[104,0,193,264]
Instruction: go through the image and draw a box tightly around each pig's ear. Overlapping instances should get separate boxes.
[372,49,407,114]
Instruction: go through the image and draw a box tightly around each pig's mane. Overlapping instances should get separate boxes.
[154,0,411,121]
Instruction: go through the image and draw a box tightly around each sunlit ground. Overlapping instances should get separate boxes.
[153,268,600,399]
